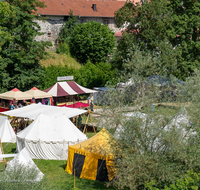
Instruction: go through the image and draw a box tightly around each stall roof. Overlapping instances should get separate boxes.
[43,81,97,97]
[25,87,52,99]
[1,104,87,120]
[0,88,32,100]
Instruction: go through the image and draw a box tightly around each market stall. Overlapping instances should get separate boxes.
[43,81,97,108]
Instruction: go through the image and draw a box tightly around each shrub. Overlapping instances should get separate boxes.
[70,21,116,64]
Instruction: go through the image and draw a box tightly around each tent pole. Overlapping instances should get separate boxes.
[0,138,6,163]
[89,112,96,134]
[74,169,76,188]
[83,111,89,134]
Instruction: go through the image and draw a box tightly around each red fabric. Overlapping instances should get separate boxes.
[11,88,20,92]
[67,81,85,94]
[57,83,69,97]
[50,97,53,106]
[0,107,9,112]
[57,101,89,108]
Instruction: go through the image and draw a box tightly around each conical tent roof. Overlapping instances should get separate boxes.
[69,128,118,156]
[0,88,32,100]
[6,148,43,181]
[25,87,52,99]
[0,115,16,143]
[43,81,97,97]
[17,113,87,142]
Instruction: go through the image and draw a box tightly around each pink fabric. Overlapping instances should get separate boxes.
[57,101,89,108]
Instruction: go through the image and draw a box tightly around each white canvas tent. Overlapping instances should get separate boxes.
[1,103,87,120]
[6,148,43,181]
[0,115,16,143]
[17,114,87,160]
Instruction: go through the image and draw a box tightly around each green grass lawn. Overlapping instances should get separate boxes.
[0,129,115,190]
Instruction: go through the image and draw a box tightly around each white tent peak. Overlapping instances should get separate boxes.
[0,115,16,143]
[6,148,43,181]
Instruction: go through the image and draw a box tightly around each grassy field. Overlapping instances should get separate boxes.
[0,128,115,190]
[39,52,81,69]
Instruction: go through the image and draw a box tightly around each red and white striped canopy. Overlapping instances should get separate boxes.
[43,81,97,97]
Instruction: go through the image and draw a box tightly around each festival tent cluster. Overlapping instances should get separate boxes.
[17,114,87,160]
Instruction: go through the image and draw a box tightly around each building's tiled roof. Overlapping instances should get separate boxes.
[36,0,125,17]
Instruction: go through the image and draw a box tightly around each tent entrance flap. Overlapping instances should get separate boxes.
[96,159,109,182]
[73,153,85,178]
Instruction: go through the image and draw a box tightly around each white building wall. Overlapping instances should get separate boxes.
[35,16,121,50]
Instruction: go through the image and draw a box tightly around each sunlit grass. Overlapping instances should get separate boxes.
[39,52,82,69]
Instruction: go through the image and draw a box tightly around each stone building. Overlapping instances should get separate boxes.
[35,0,129,48]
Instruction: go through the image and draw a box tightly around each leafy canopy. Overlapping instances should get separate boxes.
[0,0,51,92]
[114,0,200,79]
[70,21,116,64]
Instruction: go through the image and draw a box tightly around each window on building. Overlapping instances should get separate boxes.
[47,32,51,37]
[103,20,109,25]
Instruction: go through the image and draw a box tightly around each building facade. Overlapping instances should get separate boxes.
[35,0,127,48]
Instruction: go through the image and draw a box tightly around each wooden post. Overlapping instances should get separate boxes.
[90,114,96,134]
[74,169,76,188]
[83,111,90,134]
[0,138,6,163]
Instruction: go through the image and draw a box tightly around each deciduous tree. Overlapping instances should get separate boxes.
[0,0,51,92]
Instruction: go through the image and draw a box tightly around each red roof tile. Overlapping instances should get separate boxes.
[37,0,125,17]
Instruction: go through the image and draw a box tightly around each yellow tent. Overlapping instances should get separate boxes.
[65,128,119,181]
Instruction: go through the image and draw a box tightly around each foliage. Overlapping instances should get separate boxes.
[58,10,78,43]
[0,2,15,56]
[75,61,116,89]
[96,69,200,189]
[56,42,71,55]
[145,170,200,190]
[40,61,115,90]
[114,0,200,80]
[0,0,51,92]
[0,161,50,190]
[70,21,116,64]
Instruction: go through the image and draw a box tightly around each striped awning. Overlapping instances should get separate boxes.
[43,81,97,97]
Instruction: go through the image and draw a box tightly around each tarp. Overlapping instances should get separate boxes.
[17,114,87,160]
[65,128,119,181]
[0,115,16,143]
[1,104,87,120]
[25,87,52,99]
[43,81,97,97]
[6,148,43,181]
[0,88,32,100]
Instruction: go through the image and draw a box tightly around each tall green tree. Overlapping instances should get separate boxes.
[0,0,51,92]
[0,2,15,57]
[58,10,78,43]
[114,0,200,79]
[70,21,116,64]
